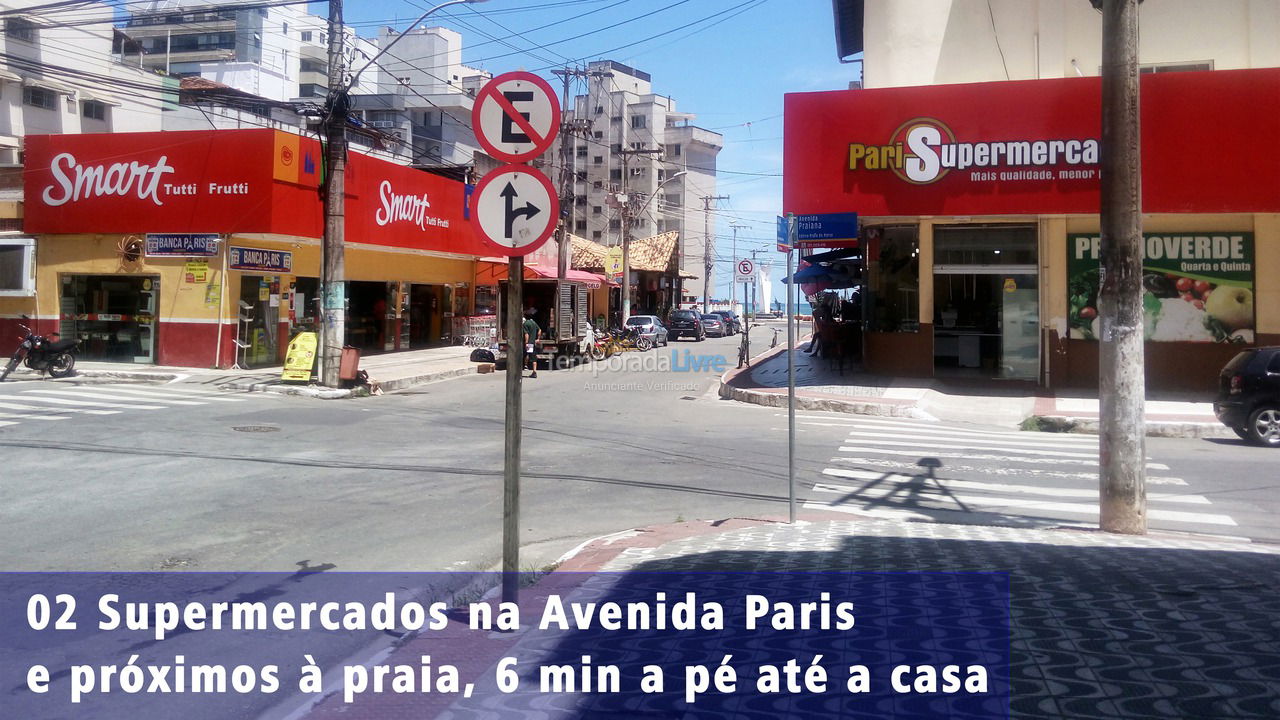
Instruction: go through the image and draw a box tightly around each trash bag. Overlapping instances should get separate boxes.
[469,348,495,363]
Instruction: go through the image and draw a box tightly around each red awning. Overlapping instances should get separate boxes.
[476,259,617,288]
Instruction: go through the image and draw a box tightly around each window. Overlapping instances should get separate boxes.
[0,238,35,296]
[575,194,586,204]
[630,167,645,177]
[592,180,603,190]
[301,31,313,42]
[664,193,681,208]
[282,22,288,35]
[609,169,621,181]
[23,87,58,111]
[5,17,37,43]
[631,115,646,129]
[610,115,622,123]
[575,220,586,232]
[594,105,603,115]
[81,100,107,121]
[1139,61,1212,74]
[592,131,603,139]
[592,206,602,215]
[575,171,587,182]
[610,143,622,153]
[576,146,587,158]
[670,144,682,157]
[864,226,919,332]
[592,231,602,240]
[609,219,621,230]
[593,155,603,165]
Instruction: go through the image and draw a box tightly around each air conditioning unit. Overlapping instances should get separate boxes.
[369,120,395,128]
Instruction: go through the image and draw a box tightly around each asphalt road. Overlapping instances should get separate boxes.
[0,328,1276,578]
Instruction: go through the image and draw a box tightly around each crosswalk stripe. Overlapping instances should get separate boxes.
[14,393,166,410]
[92,385,245,402]
[795,416,1099,444]
[0,411,70,421]
[838,445,1170,470]
[845,429,1098,450]
[809,481,1236,526]
[841,437,1100,459]
[817,469,1210,504]
[0,401,121,415]
[828,456,1189,485]
[65,388,208,406]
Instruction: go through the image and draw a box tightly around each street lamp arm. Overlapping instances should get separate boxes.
[344,0,487,93]
[635,170,687,217]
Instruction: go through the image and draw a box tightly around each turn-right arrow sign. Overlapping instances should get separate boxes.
[472,165,559,257]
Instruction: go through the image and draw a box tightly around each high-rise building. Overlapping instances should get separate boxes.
[567,60,723,307]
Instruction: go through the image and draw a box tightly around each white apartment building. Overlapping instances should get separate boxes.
[859,0,1280,88]
[371,25,488,170]
[1,0,168,151]
[568,60,723,306]
[119,0,378,101]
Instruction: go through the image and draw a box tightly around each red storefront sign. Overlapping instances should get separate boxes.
[24,128,489,256]
[784,68,1280,216]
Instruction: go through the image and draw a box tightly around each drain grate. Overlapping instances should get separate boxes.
[232,425,280,433]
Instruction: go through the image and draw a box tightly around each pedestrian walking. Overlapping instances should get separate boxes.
[522,307,541,378]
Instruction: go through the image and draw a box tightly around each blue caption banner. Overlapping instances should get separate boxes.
[0,572,1009,719]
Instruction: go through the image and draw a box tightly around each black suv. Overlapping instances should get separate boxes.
[1214,346,1280,447]
[668,309,705,341]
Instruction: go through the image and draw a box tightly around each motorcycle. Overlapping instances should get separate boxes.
[0,321,80,381]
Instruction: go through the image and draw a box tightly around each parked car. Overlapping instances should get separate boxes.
[625,315,669,347]
[710,311,740,335]
[668,309,705,341]
[701,314,726,338]
[1214,346,1280,447]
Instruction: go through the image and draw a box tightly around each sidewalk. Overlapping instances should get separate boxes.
[721,338,1228,438]
[290,514,1280,720]
[17,345,481,399]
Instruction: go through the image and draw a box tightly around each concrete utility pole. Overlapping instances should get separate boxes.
[320,0,347,387]
[617,147,662,320]
[1096,0,1146,534]
[551,67,610,280]
[732,223,749,365]
[320,0,483,386]
[700,194,728,312]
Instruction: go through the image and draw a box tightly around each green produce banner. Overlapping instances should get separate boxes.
[1067,233,1254,343]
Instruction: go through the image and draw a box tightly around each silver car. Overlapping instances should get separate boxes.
[625,315,669,347]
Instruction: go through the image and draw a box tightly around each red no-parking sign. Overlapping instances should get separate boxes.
[472,71,561,164]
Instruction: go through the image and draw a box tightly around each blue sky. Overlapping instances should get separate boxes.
[335,0,859,302]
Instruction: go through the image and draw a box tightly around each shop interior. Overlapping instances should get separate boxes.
[59,274,157,363]
[931,225,1039,380]
[237,275,281,368]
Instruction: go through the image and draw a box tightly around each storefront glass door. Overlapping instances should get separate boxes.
[933,225,1040,380]
[60,275,158,364]
[238,276,280,367]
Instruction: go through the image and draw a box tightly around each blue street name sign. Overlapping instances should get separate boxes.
[776,216,791,253]
[794,212,859,241]
[145,233,220,257]
[229,246,292,273]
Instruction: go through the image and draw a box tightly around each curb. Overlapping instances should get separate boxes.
[717,341,932,420]
[1032,414,1234,439]
[215,365,479,399]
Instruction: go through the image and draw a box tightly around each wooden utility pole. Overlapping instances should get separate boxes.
[700,194,728,312]
[320,0,347,387]
[1096,0,1146,534]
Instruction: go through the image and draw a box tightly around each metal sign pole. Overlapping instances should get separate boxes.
[503,257,524,604]
[786,214,797,524]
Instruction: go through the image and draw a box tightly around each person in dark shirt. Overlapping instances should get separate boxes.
[522,308,541,378]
